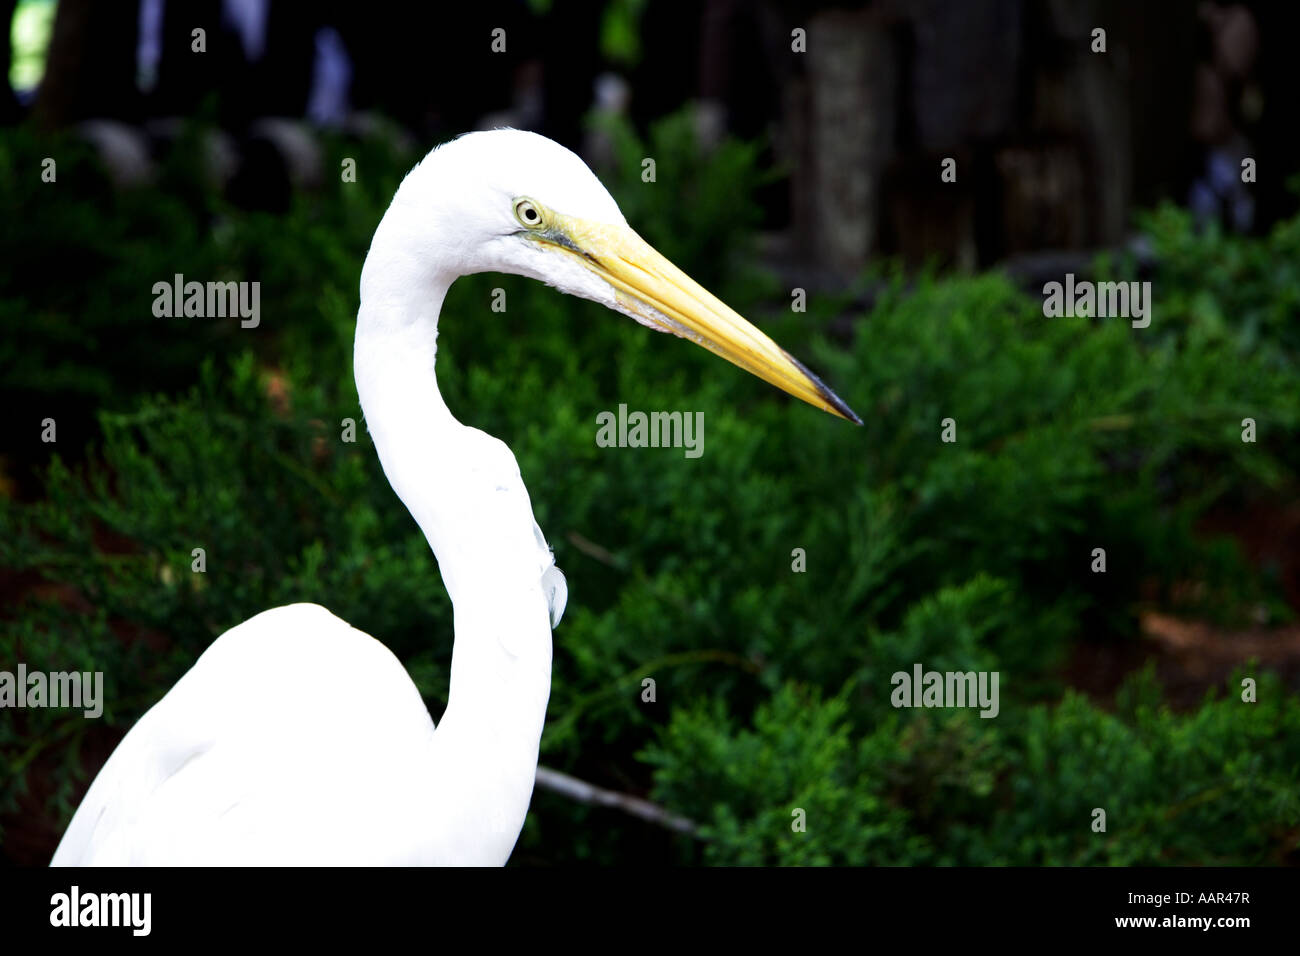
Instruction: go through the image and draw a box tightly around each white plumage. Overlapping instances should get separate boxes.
[52,130,856,866]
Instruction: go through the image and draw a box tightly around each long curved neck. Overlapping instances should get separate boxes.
[354,212,553,863]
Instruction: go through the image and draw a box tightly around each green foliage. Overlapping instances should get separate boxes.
[0,123,409,474]
[649,666,1299,865]
[2,111,1298,865]
[1129,204,1300,368]
[599,0,650,66]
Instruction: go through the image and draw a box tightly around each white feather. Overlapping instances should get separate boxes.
[51,131,625,866]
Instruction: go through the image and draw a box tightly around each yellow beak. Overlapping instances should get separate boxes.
[542,217,862,425]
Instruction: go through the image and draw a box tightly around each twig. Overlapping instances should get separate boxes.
[534,765,700,837]
[565,531,626,570]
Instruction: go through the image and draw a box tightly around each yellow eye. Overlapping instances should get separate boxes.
[514,198,544,229]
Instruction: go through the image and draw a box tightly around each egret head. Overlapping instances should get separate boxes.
[387,129,861,424]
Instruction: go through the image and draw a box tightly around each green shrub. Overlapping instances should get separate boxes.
[2,111,1298,864]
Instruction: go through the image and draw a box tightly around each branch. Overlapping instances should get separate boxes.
[534,765,701,837]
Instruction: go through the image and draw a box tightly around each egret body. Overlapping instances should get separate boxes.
[51,130,858,866]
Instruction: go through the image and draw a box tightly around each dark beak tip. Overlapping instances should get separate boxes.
[825,388,864,426]
[780,347,861,426]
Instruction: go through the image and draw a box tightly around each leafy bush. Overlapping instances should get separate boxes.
[2,111,1298,865]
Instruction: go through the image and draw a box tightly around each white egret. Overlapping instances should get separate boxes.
[51,130,859,866]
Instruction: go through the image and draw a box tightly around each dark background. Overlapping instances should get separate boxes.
[12,0,1300,272]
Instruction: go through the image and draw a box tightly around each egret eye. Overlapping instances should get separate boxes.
[514,199,544,229]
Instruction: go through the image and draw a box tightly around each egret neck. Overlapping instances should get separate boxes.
[355,213,554,862]
[48,128,858,869]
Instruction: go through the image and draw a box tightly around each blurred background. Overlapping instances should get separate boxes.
[2,0,1299,865]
